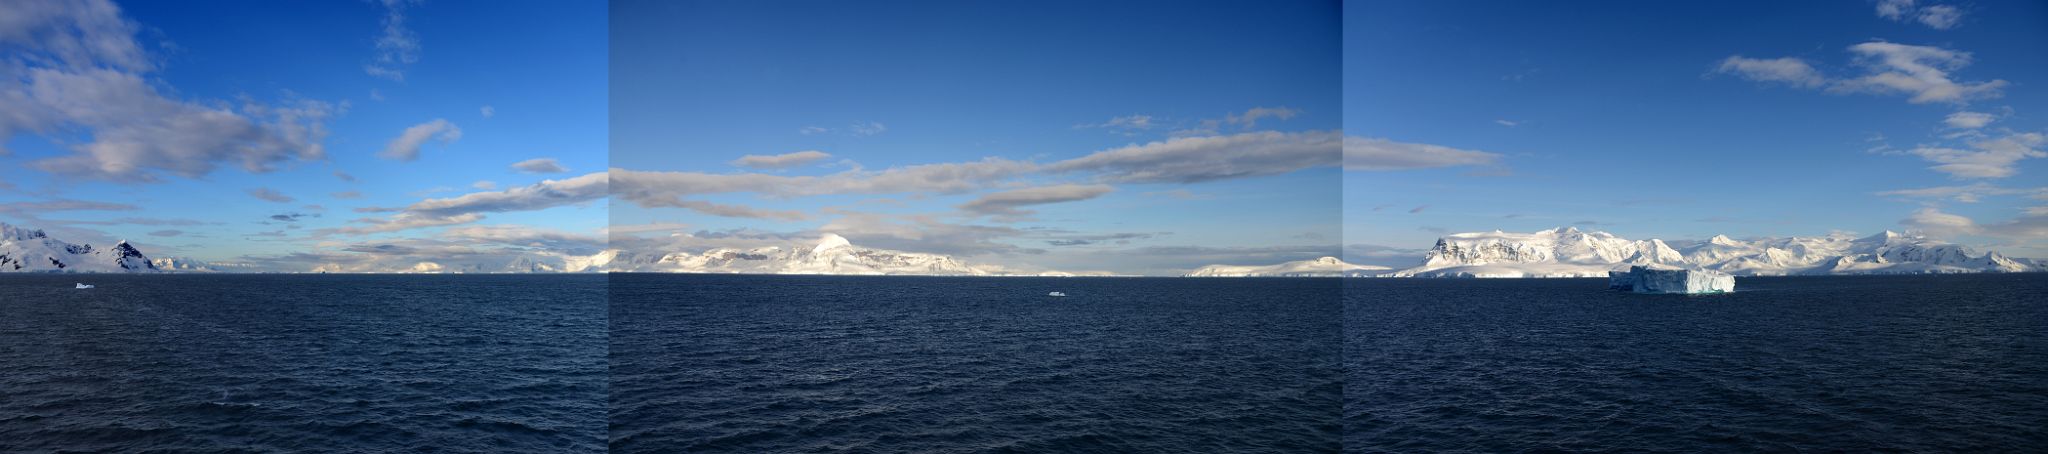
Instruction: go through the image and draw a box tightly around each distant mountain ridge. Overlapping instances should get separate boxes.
[594,234,1029,275]
[1390,227,2041,277]
[1182,226,2042,278]
[0,223,156,273]
[1183,256,1387,277]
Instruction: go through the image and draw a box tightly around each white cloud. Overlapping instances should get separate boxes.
[1225,106,1299,129]
[631,198,809,221]
[403,172,607,218]
[364,0,420,81]
[1877,183,2046,203]
[479,105,494,118]
[472,180,496,190]
[1049,130,1341,183]
[247,187,295,203]
[799,126,828,135]
[1901,206,2048,240]
[329,172,608,235]
[1943,111,1995,129]
[1833,42,2005,104]
[511,157,569,174]
[1715,56,1828,88]
[730,150,832,169]
[378,118,461,161]
[849,121,887,136]
[1494,119,1519,127]
[1078,114,1156,133]
[1876,0,1914,20]
[612,158,1036,201]
[0,2,336,181]
[333,170,356,182]
[1916,5,1962,29]
[1343,136,1502,171]
[958,184,1116,219]
[1902,206,1976,237]
[1904,132,2046,179]
[1875,0,1965,29]
[1718,42,2004,105]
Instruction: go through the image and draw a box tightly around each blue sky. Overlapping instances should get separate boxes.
[611,0,1343,275]
[1345,0,2048,262]
[0,0,608,272]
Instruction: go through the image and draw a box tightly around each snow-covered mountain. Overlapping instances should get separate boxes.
[1,223,156,273]
[149,256,263,273]
[1387,227,2042,277]
[600,234,1007,275]
[1183,256,1388,277]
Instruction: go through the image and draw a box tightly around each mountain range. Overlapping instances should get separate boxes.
[591,234,1064,276]
[0,223,156,273]
[1380,227,2040,277]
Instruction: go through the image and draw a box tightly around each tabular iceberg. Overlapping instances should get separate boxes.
[1609,265,1734,294]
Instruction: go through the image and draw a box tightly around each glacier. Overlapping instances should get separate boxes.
[0,223,157,273]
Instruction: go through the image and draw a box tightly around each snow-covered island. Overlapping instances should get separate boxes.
[1608,265,1735,294]
[0,223,156,273]
[1183,256,1388,277]
[1186,227,2045,278]
[596,234,1086,276]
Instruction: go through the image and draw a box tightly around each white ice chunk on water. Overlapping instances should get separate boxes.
[75,283,94,289]
[1609,265,1734,294]
[1048,291,1067,297]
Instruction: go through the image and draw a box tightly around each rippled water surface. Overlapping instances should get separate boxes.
[609,274,1342,453]
[1346,274,2048,452]
[0,274,607,453]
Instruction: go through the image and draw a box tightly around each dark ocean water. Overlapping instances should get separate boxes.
[1346,274,2048,452]
[0,274,607,453]
[608,274,1343,453]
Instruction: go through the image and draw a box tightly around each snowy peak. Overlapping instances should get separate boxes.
[811,233,852,255]
[0,223,158,273]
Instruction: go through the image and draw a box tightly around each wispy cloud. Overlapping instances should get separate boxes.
[379,119,462,161]
[247,188,296,203]
[1904,132,2046,179]
[1051,130,1340,183]
[958,184,1115,220]
[730,151,832,170]
[1718,42,2005,105]
[1343,136,1502,171]
[511,158,569,174]
[1876,0,1964,30]
[1943,111,1995,129]
[365,0,421,81]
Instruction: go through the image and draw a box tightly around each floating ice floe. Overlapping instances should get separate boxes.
[1047,291,1067,297]
[75,283,94,289]
[1608,265,1734,294]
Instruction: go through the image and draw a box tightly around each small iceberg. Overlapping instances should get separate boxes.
[75,283,94,289]
[1047,291,1067,297]
[1608,265,1733,294]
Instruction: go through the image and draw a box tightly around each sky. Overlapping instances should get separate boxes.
[1344,0,2048,264]
[6,1,2041,274]
[609,0,1344,275]
[0,0,609,272]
